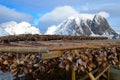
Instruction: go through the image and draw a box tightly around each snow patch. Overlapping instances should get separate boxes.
[97,11,109,18]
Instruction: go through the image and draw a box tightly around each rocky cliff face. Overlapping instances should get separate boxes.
[91,15,117,35]
[45,15,119,39]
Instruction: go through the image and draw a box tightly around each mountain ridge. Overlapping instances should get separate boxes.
[45,14,120,39]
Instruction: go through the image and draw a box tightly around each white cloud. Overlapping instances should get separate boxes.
[0,21,41,36]
[39,6,109,23]
[0,5,33,23]
[39,6,79,22]
[45,25,57,35]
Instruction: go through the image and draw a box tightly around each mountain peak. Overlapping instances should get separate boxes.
[94,14,105,19]
[93,14,106,25]
[46,15,119,39]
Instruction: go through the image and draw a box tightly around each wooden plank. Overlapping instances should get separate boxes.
[80,68,98,80]
[49,45,102,51]
[0,44,104,54]
[81,65,110,80]
[102,73,107,79]
[0,47,49,53]
[95,65,110,80]
[42,51,63,60]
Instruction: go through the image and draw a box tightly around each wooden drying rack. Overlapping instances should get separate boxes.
[71,50,111,80]
[0,46,113,80]
[0,39,120,80]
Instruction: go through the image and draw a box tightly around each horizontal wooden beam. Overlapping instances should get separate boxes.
[49,45,102,51]
[0,44,103,54]
[0,45,119,54]
[0,47,49,54]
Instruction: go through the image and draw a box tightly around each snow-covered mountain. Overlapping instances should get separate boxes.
[0,21,41,36]
[45,14,119,39]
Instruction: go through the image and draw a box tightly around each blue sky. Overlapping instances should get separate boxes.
[0,0,120,34]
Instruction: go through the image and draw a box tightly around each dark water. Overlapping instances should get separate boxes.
[1,67,120,80]
[0,71,14,80]
[110,67,120,80]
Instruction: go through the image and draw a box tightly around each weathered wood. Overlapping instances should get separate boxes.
[0,47,49,53]
[0,35,119,80]
[74,50,79,56]
[83,65,110,80]
[0,45,105,54]
[0,34,108,43]
[72,67,76,80]
[102,73,107,79]
[49,45,102,51]
[86,71,96,80]
[42,51,63,60]
[95,65,110,80]
[80,68,98,80]
[107,67,110,80]
[0,38,120,54]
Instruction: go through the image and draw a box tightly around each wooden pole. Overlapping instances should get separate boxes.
[118,54,120,68]
[107,67,110,80]
[86,71,96,80]
[72,67,76,80]
[74,50,79,56]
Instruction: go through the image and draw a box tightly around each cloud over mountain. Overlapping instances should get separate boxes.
[39,6,110,33]
[39,6,79,22]
[39,6,109,22]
